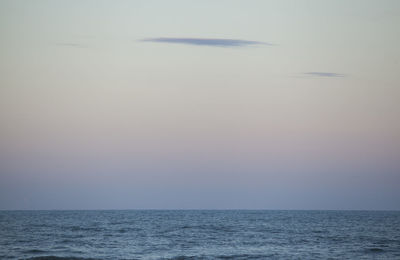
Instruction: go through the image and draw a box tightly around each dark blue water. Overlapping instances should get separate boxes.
[1,210,399,260]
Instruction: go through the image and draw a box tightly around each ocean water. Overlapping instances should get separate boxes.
[0,210,399,260]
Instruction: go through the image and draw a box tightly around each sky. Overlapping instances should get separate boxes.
[0,0,399,210]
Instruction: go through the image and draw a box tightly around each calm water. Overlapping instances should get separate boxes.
[1,210,400,260]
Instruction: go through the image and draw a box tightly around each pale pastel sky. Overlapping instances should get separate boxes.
[0,0,399,210]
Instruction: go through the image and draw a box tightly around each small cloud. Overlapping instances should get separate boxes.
[54,43,89,48]
[304,72,346,78]
[141,37,272,47]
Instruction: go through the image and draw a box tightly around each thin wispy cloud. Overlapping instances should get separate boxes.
[141,37,272,47]
[304,72,346,78]
[54,43,89,48]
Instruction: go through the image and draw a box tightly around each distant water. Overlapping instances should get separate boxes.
[1,210,400,260]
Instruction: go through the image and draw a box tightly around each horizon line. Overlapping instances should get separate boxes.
[1,208,399,211]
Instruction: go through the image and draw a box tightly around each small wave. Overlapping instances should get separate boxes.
[51,246,68,250]
[366,248,385,253]
[68,226,103,232]
[23,249,47,254]
[181,225,192,229]
[311,230,326,234]
[165,254,275,260]
[60,239,73,243]
[25,256,102,260]
[216,254,276,259]
[164,256,198,260]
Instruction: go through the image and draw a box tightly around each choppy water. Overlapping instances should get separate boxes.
[1,210,400,259]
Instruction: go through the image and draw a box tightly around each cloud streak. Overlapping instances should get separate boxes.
[304,72,346,78]
[54,43,89,48]
[141,37,271,47]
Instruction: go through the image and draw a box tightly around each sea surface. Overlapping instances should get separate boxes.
[1,210,400,260]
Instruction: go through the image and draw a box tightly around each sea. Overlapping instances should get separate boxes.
[1,210,399,260]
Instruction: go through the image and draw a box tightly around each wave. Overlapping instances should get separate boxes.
[165,254,275,260]
[25,256,102,260]
[216,254,276,259]
[22,249,48,254]
[68,226,104,232]
[165,256,198,260]
[365,248,385,253]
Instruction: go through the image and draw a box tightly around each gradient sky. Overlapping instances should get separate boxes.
[1,0,399,210]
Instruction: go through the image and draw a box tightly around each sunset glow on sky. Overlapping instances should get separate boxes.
[0,0,399,210]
